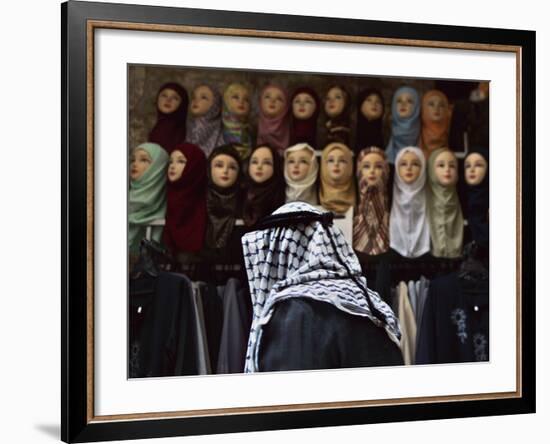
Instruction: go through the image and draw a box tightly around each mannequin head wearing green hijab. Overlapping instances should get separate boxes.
[426,147,463,258]
[128,143,169,254]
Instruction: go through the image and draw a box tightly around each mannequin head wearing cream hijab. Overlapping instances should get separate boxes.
[284,143,319,205]
[389,146,430,258]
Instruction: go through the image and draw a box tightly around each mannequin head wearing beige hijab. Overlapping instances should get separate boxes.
[319,142,356,214]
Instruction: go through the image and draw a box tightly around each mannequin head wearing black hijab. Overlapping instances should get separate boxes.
[205,144,243,249]
[242,144,285,227]
[355,88,385,154]
[323,85,351,145]
[463,146,489,248]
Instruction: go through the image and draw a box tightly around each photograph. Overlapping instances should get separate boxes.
[127,64,490,378]
[59,0,536,442]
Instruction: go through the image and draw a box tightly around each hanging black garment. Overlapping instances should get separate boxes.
[217,278,253,374]
[416,272,489,365]
[129,272,199,378]
[197,281,224,372]
[259,298,403,371]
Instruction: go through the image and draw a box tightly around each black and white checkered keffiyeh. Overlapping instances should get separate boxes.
[241,201,401,372]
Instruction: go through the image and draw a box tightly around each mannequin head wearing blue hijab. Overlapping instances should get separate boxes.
[385,86,421,164]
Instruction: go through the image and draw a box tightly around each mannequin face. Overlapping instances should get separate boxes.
[433,150,458,187]
[190,85,214,117]
[225,85,250,117]
[361,93,383,121]
[260,86,286,118]
[359,152,386,186]
[157,88,182,114]
[395,92,415,118]
[292,92,317,120]
[424,94,448,122]
[167,150,187,182]
[464,152,488,186]
[249,147,274,184]
[397,151,422,184]
[211,154,239,188]
[324,87,346,118]
[130,148,152,181]
[325,148,349,182]
[286,148,313,181]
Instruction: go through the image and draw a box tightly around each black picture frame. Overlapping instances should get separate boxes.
[61,1,536,442]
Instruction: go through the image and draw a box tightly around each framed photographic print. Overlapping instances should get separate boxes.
[61,0,536,442]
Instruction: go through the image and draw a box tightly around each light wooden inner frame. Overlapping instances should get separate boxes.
[85,19,523,423]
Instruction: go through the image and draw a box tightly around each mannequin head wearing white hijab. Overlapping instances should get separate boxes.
[283,143,319,205]
[389,146,431,258]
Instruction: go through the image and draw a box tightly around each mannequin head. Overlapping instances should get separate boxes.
[395,91,416,119]
[361,93,384,121]
[422,91,449,123]
[478,81,489,97]
[156,87,183,114]
[397,150,422,184]
[325,147,350,182]
[210,153,240,188]
[292,92,317,120]
[249,146,274,184]
[433,149,458,187]
[464,152,488,186]
[167,149,187,182]
[130,148,153,181]
[190,85,215,117]
[223,83,250,118]
[260,85,287,118]
[324,86,347,118]
[286,147,313,181]
[358,151,386,186]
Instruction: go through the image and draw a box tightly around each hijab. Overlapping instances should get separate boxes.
[283,143,319,205]
[385,86,421,164]
[355,88,385,154]
[241,201,401,372]
[319,142,356,215]
[256,84,291,155]
[128,143,169,253]
[464,146,489,248]
[426,148,464,258]
[419,90,451,160]
[389,146,430,258]
[205,144,242,249]
[163,142,207,253]
[148,82,189,152]
[242,145,286,227]
[187,84,224,158]
[222,83,251,148]
[289,86,320,148]
[352,147,390,255]
[324,85,352,145]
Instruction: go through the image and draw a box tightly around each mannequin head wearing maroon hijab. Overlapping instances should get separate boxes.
[148,82,189,152]
[163,142,207,253]
[290,86,321,148]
